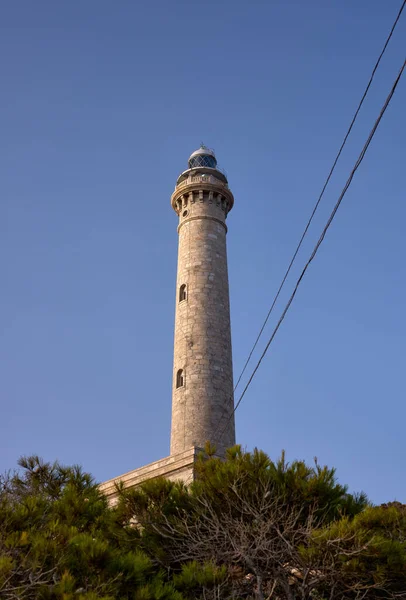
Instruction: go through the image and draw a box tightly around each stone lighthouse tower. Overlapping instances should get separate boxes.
[100,146,236,502]
[170,146,236,457]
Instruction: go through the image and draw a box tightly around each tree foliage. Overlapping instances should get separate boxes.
[117,446,406,600]
[2,448,406,600]
[0,456,181,600]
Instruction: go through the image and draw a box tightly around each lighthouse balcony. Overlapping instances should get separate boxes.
[175,174,229,191]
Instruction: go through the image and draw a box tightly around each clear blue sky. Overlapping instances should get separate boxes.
[1,1,405,504]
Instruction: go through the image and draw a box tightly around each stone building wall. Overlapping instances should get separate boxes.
[100,447,198,506]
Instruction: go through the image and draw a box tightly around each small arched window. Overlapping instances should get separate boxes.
[179,284,187,302]
[176,369,184,389]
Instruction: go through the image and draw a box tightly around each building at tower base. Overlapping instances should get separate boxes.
[99,447,199,505]
[101,146,236,502]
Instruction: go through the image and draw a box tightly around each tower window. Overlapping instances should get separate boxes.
[179,284,187,302]
[176,369,184,388]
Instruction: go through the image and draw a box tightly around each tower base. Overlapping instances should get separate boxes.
[99,447,200,505]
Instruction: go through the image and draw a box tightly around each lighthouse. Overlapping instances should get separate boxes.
[100,146,236,501]
[170,146,236,457]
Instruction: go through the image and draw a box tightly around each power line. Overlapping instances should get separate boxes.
[232,0,406,396]
[215,58,406,447]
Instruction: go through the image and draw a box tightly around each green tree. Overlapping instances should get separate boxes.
[305,501,406,599]
[3,449,406,600]
[117,446,370,600]
[0,456,182,600]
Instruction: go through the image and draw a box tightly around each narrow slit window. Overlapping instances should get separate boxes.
[179,284,187,302]
[176,369,184,388]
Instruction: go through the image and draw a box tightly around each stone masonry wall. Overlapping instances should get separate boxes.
[100,447,198,506]
[170,181,235,457]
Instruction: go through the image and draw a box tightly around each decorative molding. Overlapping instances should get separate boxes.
[177,215,228,234]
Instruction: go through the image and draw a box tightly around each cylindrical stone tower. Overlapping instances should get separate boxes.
[170,146,235,457]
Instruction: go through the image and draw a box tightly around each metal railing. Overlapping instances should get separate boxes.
[176,175,228,189]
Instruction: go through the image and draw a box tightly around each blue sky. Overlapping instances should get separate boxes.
[1,1,405,504]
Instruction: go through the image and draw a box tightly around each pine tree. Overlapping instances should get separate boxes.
[0,456,183,600]
[120,446,406,600]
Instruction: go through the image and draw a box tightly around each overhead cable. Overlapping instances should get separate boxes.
[233,0,406,396]
[215,58,406,446]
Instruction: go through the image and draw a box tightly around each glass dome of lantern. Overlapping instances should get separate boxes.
[188,145,217,169]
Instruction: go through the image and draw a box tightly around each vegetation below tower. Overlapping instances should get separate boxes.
[1,447,405,599]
